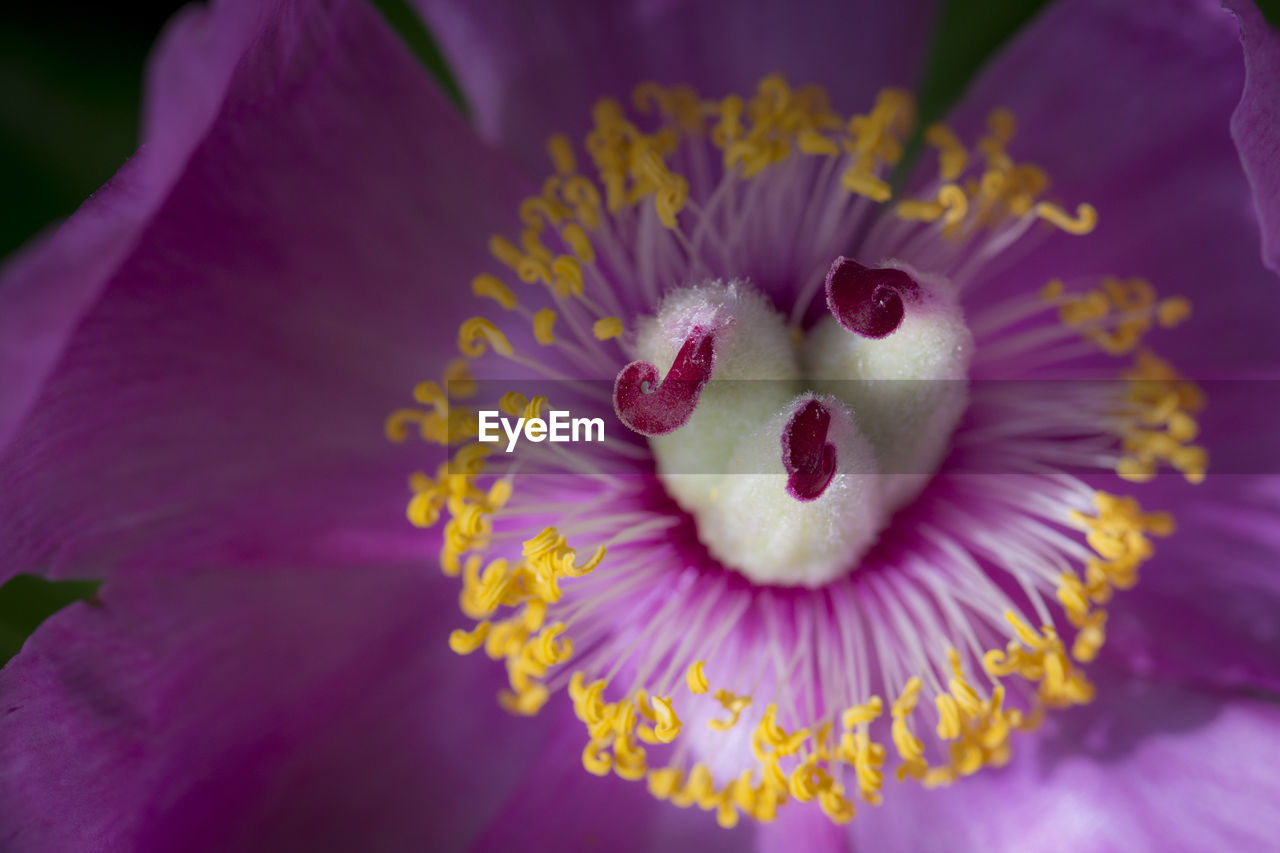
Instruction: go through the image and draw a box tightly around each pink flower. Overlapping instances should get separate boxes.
[1,0,1278,849]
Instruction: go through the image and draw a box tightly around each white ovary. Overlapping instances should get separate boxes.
[636,281,802,513]
[805,266,973,511]
[696,395,885,587]
[634,271,972,585]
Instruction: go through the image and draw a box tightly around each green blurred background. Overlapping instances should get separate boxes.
[1,0,1276,665]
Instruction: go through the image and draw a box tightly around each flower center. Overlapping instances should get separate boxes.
[615,259,972,587]
[386,76,1206,830]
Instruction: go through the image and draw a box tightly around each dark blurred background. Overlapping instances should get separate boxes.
[2,2,186,260]
[0,0,1065,262]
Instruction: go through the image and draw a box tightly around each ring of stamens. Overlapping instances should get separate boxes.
[386,75,1205,829]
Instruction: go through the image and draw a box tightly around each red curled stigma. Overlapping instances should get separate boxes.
[825,257,920,338]
[782,399,838,501]
[613,326,716,436]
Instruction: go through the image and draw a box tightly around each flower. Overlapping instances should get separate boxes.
[1,0,1278,849]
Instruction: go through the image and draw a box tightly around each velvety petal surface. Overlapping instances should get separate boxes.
[947,0,1280,376]
[414,0,938,176]
[0,0,531,584]
[1107,474,1280,695]
[468,698,751,853]
[841,674,1280,853]
[936,0,1280,692]
[1226,0,1280,276]
[0,563,552,851]
[0,0,263,452]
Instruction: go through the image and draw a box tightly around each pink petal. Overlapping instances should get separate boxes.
[0,0,261,454]
[844,673,1280,852]
[947,0,1280,376]
[0,0,531,583]
[1108,474,1280,694]
[1225,0,1280,276]
[0,564,551,850]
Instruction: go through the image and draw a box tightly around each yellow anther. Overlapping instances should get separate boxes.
[521,598,547,632]
[788,757,832,803]
[487,478,513,509]
[891,677,923,717]
[488,234,525,270]
[937,183,969,226]
[759,703,787,743]
[647,767,684,799]
[841,696,883,729]
[1004,611,1045,649]
[532,308,557,345]
[841,167,892,202]
[709,689,751,731]
[686,661,710,695]
[935,694,962,740]
[818,786,855,824]
[412,381,447,410]
[1041,279,1065,301]
[519,197,564,229]
[592,316,624,340]
[1117,456,1156,483]
[458,317,514,358]
[987,108,1017,144]
[924,123,968,181]
[522,526,563,558]
[519,224,553,261]
[797,129,840,156]
[678,763,718,810]
[761,753,789,793]
[582,739,613,776]
[1057,572,1091,617]
[384,409,428,443]
[547,133,576,174]
[448,621,490,654]
[499,391,528,415]
[896,198,947,222]
[651,696,682,743]
[499,682,550,716]
[471,274,518,310]
[568,670,589,704]
[613,700,637,737]
[551,255,584,297]
[532,623,574,665]
[520,398,547,424]
[559,223,596,264]
[561,176,602,228]
[1034,201,1098,235]
[1157,297,1191,327]
[443,358,476,399]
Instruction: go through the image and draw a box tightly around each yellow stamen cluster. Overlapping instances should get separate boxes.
[704,76,915,203]
[1118,350,1207,483]
[399,444,497,534]
[416,431,605,716]
[708,688,752,731]
[1041,276,1191,356]
[925,650,1028,787]
[587,98,689,227]
[449,525,605,715]
[384,362,478,446]
[1055,491,1173,663]
[572,664,896,827]
[569,674,682,783]
[1069,491,1174,610]
[898,109,1096,237]
[984,612,1095,708]
[383,73,1202,831]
